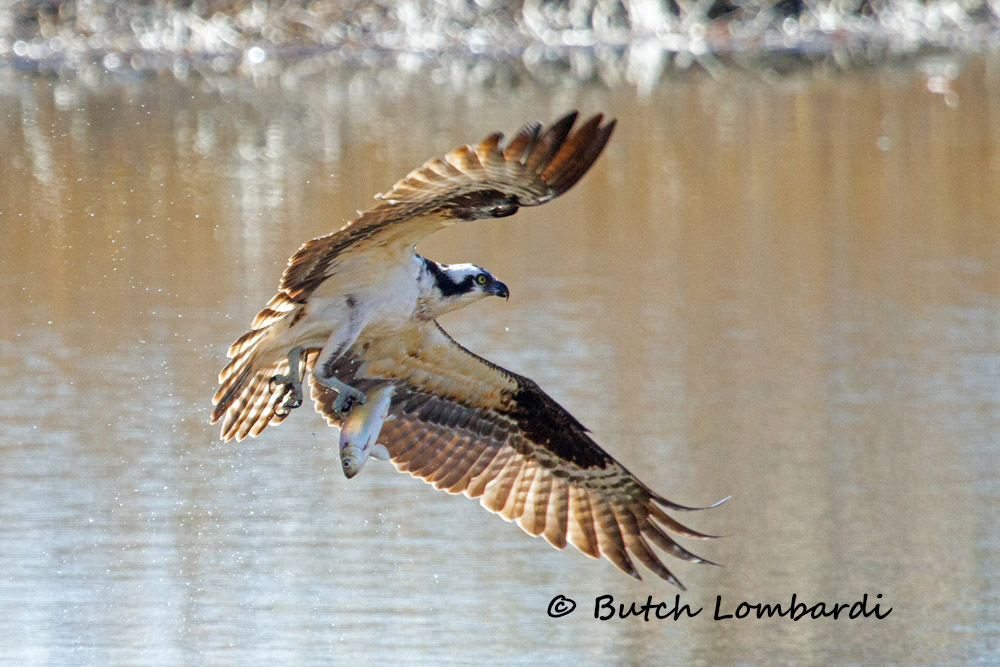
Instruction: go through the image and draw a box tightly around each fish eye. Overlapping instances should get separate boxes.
[476,273,489,285]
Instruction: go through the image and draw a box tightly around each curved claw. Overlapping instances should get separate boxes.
[270,374,303,417]
[274,400,291,418]
[333,386,367,414]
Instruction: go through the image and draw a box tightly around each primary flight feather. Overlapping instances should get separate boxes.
[212,111,722,587]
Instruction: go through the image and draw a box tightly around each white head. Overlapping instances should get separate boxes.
[419,259,510,317]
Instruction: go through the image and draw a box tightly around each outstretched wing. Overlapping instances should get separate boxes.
[210,111,612,441]
[281,111,615,300]
[310,323,722,588]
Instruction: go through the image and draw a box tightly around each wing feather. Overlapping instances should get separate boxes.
[395,428,450,473]
[526,112,578,171]
[278,111,615,301]
[592,496,638,578]
[518,467,551,536]
[421,436,474,486]
[410,432,463,477]
[642,519,716,566]
[566,487,602,559]
[466,447,516,499]
[435,432,501,493]
[542,477,569,549]
[508,459,538,524]
[620,520,682,586]
[308,322,722,587]
[502,121,543,162]
[499,458,536,521]
[481,454,524,515]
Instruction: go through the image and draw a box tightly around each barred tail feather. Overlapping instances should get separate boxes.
[212,363,252,417]
[211,343,318,442]
[226,328,266,360]
[212,294,313,440]
[212,339,265,421]
[252,292,298,329]
[222,361,288,441]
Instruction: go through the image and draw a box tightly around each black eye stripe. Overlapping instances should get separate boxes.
[422,259,493,297]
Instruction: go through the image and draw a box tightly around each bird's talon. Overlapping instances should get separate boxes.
[269,374,303,417]
[333,388,367,414]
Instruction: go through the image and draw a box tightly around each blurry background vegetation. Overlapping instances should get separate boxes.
[1,0,998,84]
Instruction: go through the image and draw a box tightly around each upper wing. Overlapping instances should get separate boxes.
[310,323,722,588]
[281,111,615,300]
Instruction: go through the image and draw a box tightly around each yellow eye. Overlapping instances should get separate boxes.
[476,274,488,285]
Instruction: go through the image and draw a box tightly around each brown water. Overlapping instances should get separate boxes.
[0,58,998,664]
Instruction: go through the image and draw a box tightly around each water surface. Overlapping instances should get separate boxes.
[0,59,998,664]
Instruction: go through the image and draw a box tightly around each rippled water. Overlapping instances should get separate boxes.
[1,57,998,664]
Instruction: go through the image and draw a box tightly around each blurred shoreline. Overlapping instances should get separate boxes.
[1,0,998,86]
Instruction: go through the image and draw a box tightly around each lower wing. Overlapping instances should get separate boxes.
[310,321,724,588]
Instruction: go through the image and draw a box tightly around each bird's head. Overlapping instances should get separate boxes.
[420,260,509,316]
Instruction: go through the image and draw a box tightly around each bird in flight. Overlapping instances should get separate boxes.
[212,111,722,587]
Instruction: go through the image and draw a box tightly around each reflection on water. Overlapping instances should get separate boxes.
[0,58,998,664]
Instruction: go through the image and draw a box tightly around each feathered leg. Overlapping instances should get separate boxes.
[312,310,367,413]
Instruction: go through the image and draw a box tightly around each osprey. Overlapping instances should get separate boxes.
[212,112,722,587]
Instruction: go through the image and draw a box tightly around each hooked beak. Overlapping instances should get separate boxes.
[488,280,510,301]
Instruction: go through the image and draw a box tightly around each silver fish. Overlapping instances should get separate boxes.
[339,385,394,479]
